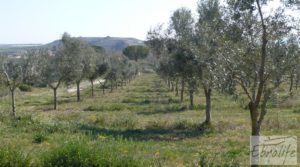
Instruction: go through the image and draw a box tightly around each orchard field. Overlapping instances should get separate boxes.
[0,73,299,166]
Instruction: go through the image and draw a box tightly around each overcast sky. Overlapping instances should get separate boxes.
[0,0,198,44]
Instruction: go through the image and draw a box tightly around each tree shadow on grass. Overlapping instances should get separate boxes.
[137,106,188,115]
[122,98,180,106]
[79,124,210,141]
[137,104,206,115]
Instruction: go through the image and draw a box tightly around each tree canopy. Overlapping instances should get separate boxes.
[122,45,149,62]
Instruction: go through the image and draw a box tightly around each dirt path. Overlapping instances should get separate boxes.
[67,79,105,93]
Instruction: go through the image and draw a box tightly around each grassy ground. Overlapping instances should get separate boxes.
[0,73,299,166]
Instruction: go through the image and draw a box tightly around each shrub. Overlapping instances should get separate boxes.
[0,146,31,167]
[41,140,145,167]
[293,108,300,113]
[10,114,36,128]
[190,104,206,110]
[41,141,92,167]
[32,133,48,144]
[18,84,32,92]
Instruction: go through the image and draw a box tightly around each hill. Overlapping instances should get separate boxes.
[45,36,144,51]
[0,36,144,55]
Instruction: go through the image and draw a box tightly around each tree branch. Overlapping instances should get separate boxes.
[255,0,268,107]
[236,78,253,101]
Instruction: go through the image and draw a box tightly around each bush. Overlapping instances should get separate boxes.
[10,115,35,128]
[18,84,32,92]
[41,140,145,167]
[190,104,206,110]
[0,146,31,167]
[293,108,300,113]
[32,133,48,144]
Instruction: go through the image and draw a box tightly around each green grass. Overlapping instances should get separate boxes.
[0,73,299,166]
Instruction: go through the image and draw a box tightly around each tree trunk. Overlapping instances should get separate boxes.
[180,79,185,103]
[204,88,212,125]
[249,102,260,136]
[175,81,179,96]
[110,81,113,93]
[102,84,105,94]
[168,79,171,90]
[76,81,81,102]
[53,88,57,110]
[189,89,194,107]
[11,89,16,117]
[91,80,94,97]
[296,76,299,90]
[251,121,260,136]
[289,73,294,96]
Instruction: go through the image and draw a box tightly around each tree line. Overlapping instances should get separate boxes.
[146,0,300,136]
[0,33,149,115]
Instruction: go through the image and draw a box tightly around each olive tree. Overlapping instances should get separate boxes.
[88,62,108,97]
[0,57,23,116]
[39,50,64,110]
[20,49,45,86]
[60,32,95,102]
[105,69,117,93]
[168,7,196,104]
[122,45,149,62]
[285,35,300,96]
[221,0,299,136]
[192,0,224,124]
[146,24,166,67]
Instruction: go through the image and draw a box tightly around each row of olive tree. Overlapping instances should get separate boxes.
[0,32,138,115]
[147,0,299,137]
